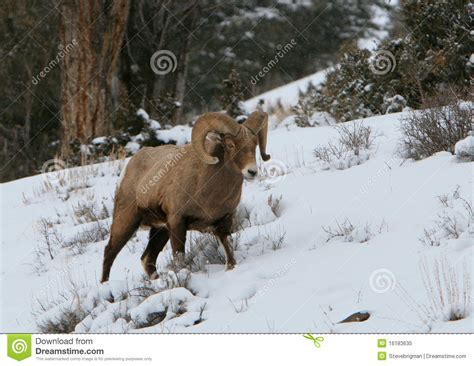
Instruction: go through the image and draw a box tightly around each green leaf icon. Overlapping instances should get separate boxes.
[7,334,32,361]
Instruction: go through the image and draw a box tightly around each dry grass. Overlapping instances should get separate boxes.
[267,194,283,217]
[420,256,471,322]
[184,233,226,272]
[72,199,110,225]
[37,307,87,333]
[262,226,286,251]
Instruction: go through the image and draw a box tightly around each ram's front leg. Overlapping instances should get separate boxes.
[167,217,187,270]
[214,214,236,270]
[219,235,236,270]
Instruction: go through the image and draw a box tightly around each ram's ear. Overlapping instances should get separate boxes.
[224,135,236,150]
[204,132,224,155]
[206,131,223,144]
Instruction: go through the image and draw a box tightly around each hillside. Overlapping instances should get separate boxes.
[1,110,472,333]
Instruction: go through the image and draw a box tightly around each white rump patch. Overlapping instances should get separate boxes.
[116,160,130,190]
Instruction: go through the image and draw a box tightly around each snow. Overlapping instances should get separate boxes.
[249,204,277,226]
[125,141,141,154]
[137,107,161,130]
[309,111,336,126]
[1,109,473,333]
[242,68,329,112]
[129,287,197,327]
[357,3,393,50]
[155,125,192,146]
[455,133,474,161]
[136,108,149,121]
[92,136,108,145]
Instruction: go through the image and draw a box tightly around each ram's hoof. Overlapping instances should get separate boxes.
[225,263,236,271]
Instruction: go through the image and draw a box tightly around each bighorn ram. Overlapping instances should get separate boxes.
[101,111,270,282]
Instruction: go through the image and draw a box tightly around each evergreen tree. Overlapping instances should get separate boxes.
[295,1,472,122]
[220,69,246,118]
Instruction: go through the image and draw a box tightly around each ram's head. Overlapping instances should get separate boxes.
[192,111,270,180]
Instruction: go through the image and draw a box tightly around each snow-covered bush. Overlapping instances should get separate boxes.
[37,305,88,334]
[293,87,336,127]
[313,121,376,170]
[67,108,192,166]
[293,93,337,127]
[34,269,203,333]
[420,187,473,247]
[323,218,387,243]
[455,132,474,161]
[400,103,473,160]
[383,94,407,114]
[295,44,411,122]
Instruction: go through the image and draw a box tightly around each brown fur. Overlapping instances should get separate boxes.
[101,111,269,282]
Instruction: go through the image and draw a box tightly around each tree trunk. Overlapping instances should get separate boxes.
[59,0,130,158]
[151,9,171,103]
[172,1,199,124]
[172,35,191,124]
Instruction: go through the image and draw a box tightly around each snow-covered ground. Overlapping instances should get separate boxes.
[1,110,472,333]
[243,68,328,112]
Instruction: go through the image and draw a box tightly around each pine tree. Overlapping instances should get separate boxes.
[220,69,246,118]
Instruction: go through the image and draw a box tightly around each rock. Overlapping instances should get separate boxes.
[338,311,370,323]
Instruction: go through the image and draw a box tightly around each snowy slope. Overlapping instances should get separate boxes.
[1,111,472,333]
[243,69,328,112]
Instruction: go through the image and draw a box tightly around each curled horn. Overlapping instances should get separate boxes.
[244,111,271,161]
[191,112,241,164]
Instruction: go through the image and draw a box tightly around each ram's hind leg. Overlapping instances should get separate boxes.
[141,227,170,279]
[101,215,140,283]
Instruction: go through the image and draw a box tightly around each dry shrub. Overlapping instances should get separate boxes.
[313,121,376,169]
[400,102,472,160]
